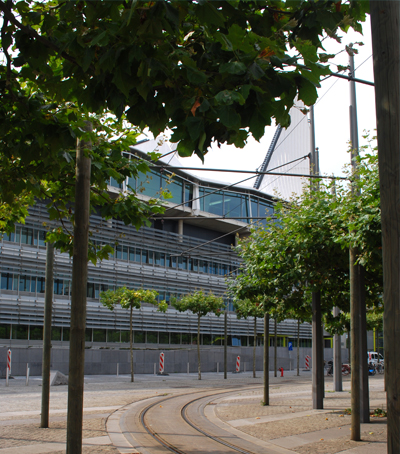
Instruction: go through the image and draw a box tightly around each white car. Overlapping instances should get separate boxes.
[367,351,384,365]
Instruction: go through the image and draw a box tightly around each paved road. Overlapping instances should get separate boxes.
[0,371,387,453]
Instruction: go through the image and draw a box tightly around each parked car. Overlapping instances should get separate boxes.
[367,351,384,365]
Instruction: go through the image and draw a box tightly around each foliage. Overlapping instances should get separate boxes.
[233,297,264,320]
[229,146,382,336]
[100,287,164,311]
[172,290,224,317]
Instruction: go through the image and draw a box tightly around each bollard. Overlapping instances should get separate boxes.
[6,349,11,386]
[236,356,240,373]
[154,363,156,375]
[187,362,189,375]
[6,365,9,387]
[217,362,219,374]
[26,363,30,386]
[117,363,119,377]
[159,352,164,374]
[305,355,311,370]
[280,367,284,377]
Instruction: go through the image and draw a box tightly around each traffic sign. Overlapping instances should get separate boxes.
[288,342,293,351]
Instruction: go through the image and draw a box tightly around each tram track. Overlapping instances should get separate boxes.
[139,385,268,454]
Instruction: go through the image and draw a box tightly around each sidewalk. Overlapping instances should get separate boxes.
[0,371,386,453]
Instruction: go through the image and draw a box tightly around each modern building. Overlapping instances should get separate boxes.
[0,139,314,356]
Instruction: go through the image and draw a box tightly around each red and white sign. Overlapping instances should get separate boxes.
[7,349,11,376]
[159,352,164,374]
[236,355,240,373]
[305,355,311,370]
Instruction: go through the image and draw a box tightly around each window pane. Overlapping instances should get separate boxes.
[162,175,183,204]
[137,169,161,197]
[52,327,62,341]
[29,326,41,340]
[203,189,224,215]
[224,192,242,219]
[93,329,106,342]
[147,331,157,343]
[251,198,259,219]
[62,328,70,341]
[184,184,193,208]
[135,331,145,343]
[21,227,33,245]
[121,331,130,343]
[37,277,45,293]
[171,333,180,344]
[159,332,169,344]
[30,277,36,293]
[107,330,120,343]
[142,250,148,264]
[181,333,191,344]
[19,275,30,292]
[1,273,12,290]
[110,177,122,189]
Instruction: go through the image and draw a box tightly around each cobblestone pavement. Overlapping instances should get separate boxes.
[0,371,387,453]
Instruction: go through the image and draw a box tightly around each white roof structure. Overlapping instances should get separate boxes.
[254,101,312,200]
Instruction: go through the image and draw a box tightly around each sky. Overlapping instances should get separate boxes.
[176,17,376,190]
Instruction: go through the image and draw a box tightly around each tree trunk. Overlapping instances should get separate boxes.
[333,306,342,392]
[66,122,92,454]
[274,318,277,377]
[359,266,369,423]
[253,317,257,378]
[297,319,300,376]
[370,3,400,450]
[41,241,54,428]
[197,314,201,380]
[130,305,134,383]
[312,291,324,409]
[350,248,361,440]
[263,313,269,405]
[224,309,227,379]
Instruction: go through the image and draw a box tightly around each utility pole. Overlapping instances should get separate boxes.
[263,312,269,405]
[370,2,400,451]
[348,48,369,433]
[310,105,324,409]
[41,241,54,428]
[224,308,227,379]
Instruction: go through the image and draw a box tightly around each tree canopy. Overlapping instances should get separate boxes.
[229,145,382,335]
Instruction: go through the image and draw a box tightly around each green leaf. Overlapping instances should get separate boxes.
[297,77,318,106]
[89,30,109,47]
[219,107,241,129]
[248,62,265,79]
[185,117,204,142]
[219,61,247,75]
[215,90,245,106]
[196,2,225,27]
[186,67,207,85]
[177,139,195,157]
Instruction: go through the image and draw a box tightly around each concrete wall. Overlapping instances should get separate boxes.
[0,345,347,378]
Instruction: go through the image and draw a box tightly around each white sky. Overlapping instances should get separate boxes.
[178,17,376,189]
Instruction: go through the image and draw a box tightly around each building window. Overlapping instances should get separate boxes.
[1,273,15,290]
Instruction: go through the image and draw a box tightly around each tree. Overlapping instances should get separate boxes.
[233,298,264,378]
[0,1,369,452]
[100,287,163,382]
[232,147,382,422]
[172,290,224,380]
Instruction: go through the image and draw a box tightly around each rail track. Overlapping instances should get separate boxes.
[138,385,272,454]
